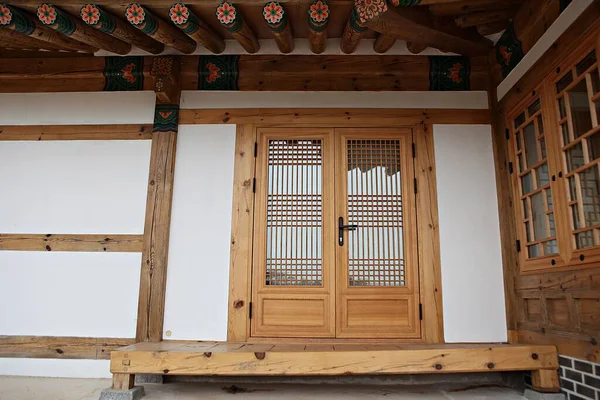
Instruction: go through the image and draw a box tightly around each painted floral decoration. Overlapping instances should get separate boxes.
[309,0,329,23]
[216,2,236,25]
[0,5,12,25]
[151,57,173,76]
[125,3,145,25]
[169,3,189,25]
[499,46,512,66]
[448,63,463,84]
[121,63,137,84]
[37,3,57,25]
[263,2,284,25]
[80,4,100,25]
[355,0,387,24]
[206,62,221,83]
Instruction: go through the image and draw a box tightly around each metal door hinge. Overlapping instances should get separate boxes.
[516,240,521,253]
[252,178,256,193]
[412,143,416,158]
[419,304,423,320]
[249,302,253,319]
[254,142,258,158]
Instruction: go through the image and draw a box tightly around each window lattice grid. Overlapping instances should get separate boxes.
[556,50,600,249]
[265,139,323,286]
[346,139,405,287]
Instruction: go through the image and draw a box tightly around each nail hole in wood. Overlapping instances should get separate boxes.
[255,352,266,360]
[204,352,212,358]
[531,353,539,360]
[435,364,443,370]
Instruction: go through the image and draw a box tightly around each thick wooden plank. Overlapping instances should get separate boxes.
[227,124,257,342]
[414,123,444,343]
[0,124,153,141]
[0,336,134,360]
[179,109,491,125]
[517,330,600,363]
[0,234,143,252]
[112,373,135,390]
[110,343,558,375]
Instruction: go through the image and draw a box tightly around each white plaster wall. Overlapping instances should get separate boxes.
[0,140,151,234]
[162,125,236,341]
[433,125,507,343]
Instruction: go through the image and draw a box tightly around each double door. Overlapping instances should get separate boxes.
[251,127,420,339]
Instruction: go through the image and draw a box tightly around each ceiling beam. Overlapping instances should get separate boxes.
[169,3,224,54]
[124,3,196,54]
[79,4,164,54]
[307,0,329,54]
[340,8,366,54]
[36,3,130,54]
[1,0,477,5]
[429,0,522,17]
[475,21,507,36]
[262,1,293,54]
[0,27,66,51]
[406,41,428,54]
[355,0,493,55]
[373,33,395,53]
[215,1,259,54]
[454,8,516,28]
[0,5,96,52]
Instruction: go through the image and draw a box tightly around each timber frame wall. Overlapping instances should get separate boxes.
[490,2,600,363]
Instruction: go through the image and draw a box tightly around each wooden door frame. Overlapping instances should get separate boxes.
[223,109,489,343]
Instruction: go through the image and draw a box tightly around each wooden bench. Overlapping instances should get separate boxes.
[108,342,560,393]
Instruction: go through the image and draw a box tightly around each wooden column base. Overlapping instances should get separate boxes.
[531,369,560,393]
[113,373,135,390]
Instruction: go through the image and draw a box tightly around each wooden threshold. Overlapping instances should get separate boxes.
[110,341,558,379]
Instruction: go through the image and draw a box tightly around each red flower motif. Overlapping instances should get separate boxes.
[448,63,463,84]
[263,2,284,25]
[355,0,387,24]
[309,0,329,23]
[499,46,512,66]
[121,63,137,84]
[0,5,12,26]
[206,62,221,83]
[159,111,173,119]
[80,4,100,25]
[216,2,236,25]
[125,3,145,25]
[37,3,57,25]
[169,3,189,25]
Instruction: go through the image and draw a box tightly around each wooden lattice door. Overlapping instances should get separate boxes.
[251,127,420,339]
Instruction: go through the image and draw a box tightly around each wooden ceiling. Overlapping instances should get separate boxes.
[0,0,521,56]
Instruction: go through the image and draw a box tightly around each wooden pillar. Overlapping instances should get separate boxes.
[340,9,366,54]
[531,369,561,393]
[112,373,135,390]
[307,0,329,54]
[135,56,181,343]
[169,3,225,54]
[215,2,259,54]
[263,1,294,54]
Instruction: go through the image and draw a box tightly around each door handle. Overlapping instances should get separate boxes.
[338,217,358,246]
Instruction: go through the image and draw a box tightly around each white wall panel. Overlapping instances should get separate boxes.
[433,125,507,343]
[163,125,236,341]
[0,92,155,125]
[0,140,151,234]
[0,359,111,378]
[0,252,140,338]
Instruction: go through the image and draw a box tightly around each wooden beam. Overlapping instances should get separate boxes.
[3,0,490,5]
[0,234,143,252]
[124,3,196,54]
[136,56,181,343]
[454,9,516,29]
[0,336,134,360]
[215,1,259,54]
[531,369,561,393]
[0,124,152,140]
[79,4,164,54]
[356,0,493,56]
[476,21,506,37]
[373,34,395,54]
[429,0,522,17]
[110,342,559,376]
[227,124,257,342]
[340,9,366,54]
[0,28,66,51]
[307,0,329,54]
[262,1,294,53]
[112,374,135,390]
[169,3,225,54]
[0,5,96,53]
[35,4,130,54]
[517,330,600,363]
[179,108,491,125]
[406,41,427,54]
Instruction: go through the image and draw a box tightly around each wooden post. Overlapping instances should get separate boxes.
[531,369,561,393]
[79,4,164,54]
[0,4,96,53]
[307,0,329,54]
[373,34,395,53]
[215,2,259,54]
[136,56,181,343]
[169,3,225,54]
[340,9,366,54]
[125,3,197,54]
[112,373,135,390]
[263,1,294,54]
[36,3,131,54]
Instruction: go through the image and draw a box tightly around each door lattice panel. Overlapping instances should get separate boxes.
[266,139,323,286]
[346,140,405,287]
